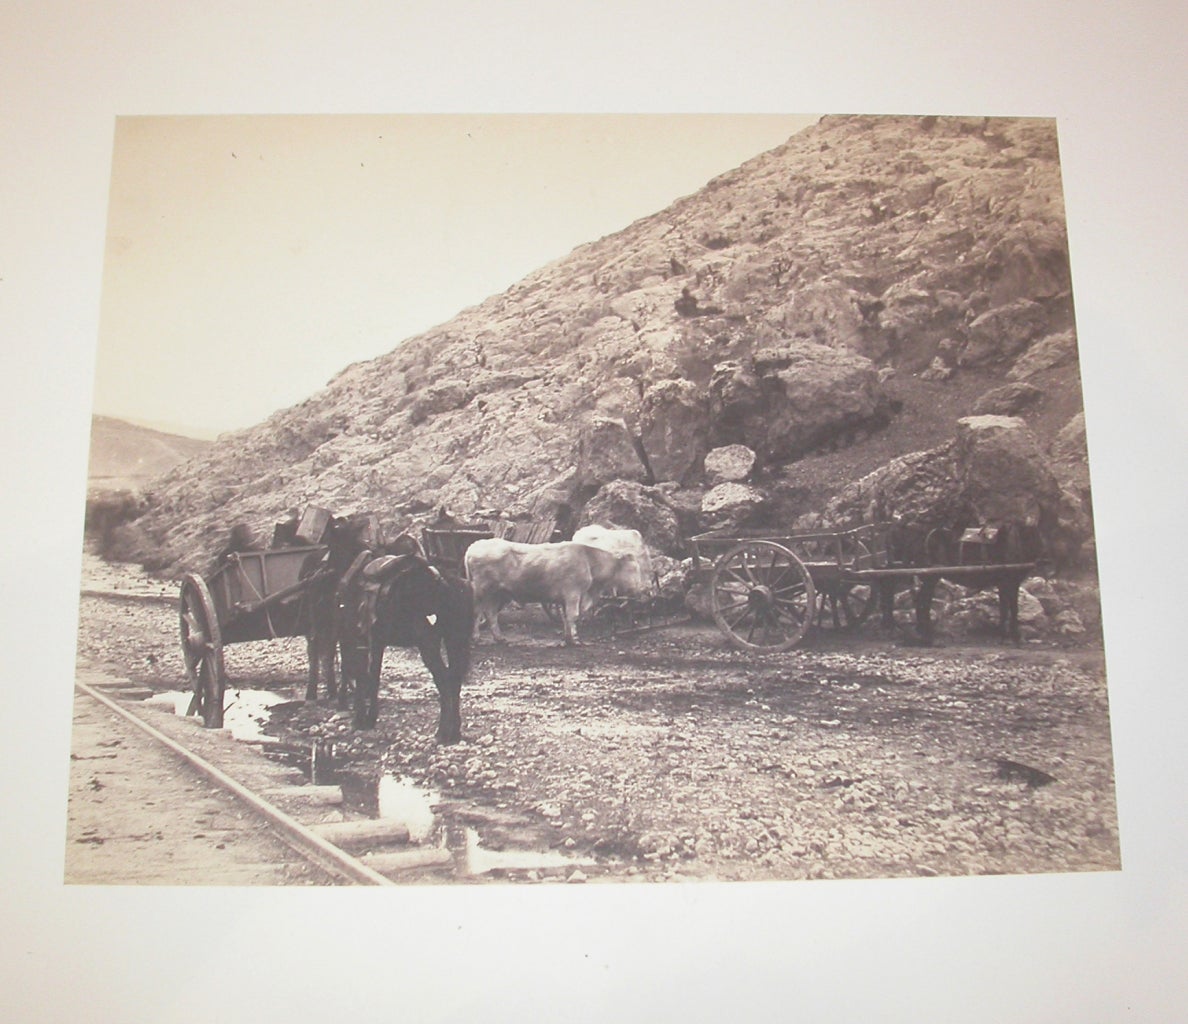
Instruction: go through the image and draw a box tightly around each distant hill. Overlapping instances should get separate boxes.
[87,415,210,491]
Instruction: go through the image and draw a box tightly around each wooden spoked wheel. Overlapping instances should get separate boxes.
[710,541,816,651]
[179,573,225,728]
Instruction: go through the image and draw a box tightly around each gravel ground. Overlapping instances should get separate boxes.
[75,553,1120,884]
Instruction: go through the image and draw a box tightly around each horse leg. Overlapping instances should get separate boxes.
[418,632,462,745]
[305,634,320,702]
[322,638,338,701]
[1000,581,1022,644]
[430,583,472,744]
[307,622,339,703]
[818,584,841,629]
[337,638,362,710]
[912,576,939,645]
[353,638,383,730]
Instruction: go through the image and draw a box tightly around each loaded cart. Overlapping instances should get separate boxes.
[691,522,1038,652]
[178,508,338,728]
[691,524,887,652]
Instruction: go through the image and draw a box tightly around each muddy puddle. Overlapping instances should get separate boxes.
[143,688,289,743]
[144,689,337,782]
[460,827,596,877]
[145,690,596,881]
[353,771,598,880]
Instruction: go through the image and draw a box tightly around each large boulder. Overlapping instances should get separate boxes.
[959,300,1048,366]
[574,417,647,489]
[972,382,1044,416]
[708,343,888,463]
[954,415,1063,527]
[703,444,757,485]
[701,482,770,530]
[638,379,710,485]
[1008,330,1078,380]
[577,480,683,556]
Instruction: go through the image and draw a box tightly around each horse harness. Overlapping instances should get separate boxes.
[348,550,444,637]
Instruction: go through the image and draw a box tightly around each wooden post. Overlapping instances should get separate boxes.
[312,818,412,848]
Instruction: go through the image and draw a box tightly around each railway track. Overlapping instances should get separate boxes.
[70,671,452,886]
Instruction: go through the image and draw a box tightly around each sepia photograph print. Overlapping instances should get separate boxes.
[69,113,1119,887]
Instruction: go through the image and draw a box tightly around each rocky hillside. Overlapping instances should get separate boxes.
[119,115,1090,574]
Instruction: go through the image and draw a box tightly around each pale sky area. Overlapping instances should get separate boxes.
[93,114,818,438]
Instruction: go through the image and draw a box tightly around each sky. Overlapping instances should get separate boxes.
[93,114,818,438]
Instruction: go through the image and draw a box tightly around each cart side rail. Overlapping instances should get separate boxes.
[690,522,892,572]
[205,545,328,621]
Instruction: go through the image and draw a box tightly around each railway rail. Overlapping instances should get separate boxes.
[71,670,449,886]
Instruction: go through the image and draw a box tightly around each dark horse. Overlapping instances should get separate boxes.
[882,520,1046,644]
[305,515,474,744]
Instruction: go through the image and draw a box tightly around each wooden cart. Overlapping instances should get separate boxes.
[691,523,1037,652]
[178,510,338,728]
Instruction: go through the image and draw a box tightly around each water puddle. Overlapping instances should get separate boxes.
[369,772,596,878]
[461,828,595,877]
[142,689,600,880]
[376,775,440,843]
[142,687,289,743]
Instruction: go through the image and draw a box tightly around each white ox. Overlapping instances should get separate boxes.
[464,537,645,645]
[570,525,654,597]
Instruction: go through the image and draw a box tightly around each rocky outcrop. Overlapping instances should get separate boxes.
[575,417,647,489]
[638,379,710,485]
[960,300,1050,367]
[1008,330,1078,380]
[708,343,890,463]
[806,416,1089,559]
[972,382,1044,416]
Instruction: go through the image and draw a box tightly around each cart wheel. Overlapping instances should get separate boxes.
[711,541,816,651]
[179,573,225,728]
